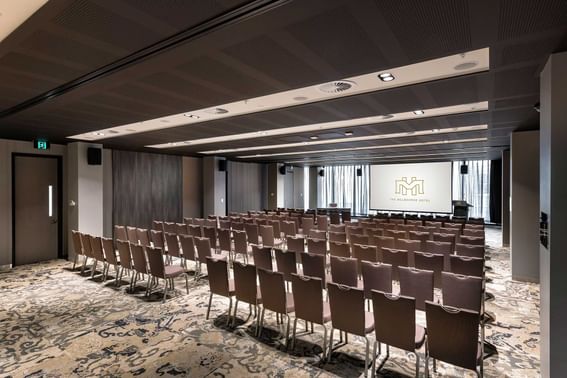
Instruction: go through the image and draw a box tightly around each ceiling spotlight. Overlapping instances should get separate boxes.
[432,128,440,132]
[378,72,395,82]
[344,131,354,136]
[443,140,449,143]
[204,107,229,115]
[309,136,319,140]
[413,110,425,115]
[184,113,200,119]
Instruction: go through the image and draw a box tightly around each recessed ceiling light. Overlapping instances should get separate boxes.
[204,107,229,114]
[413,110,424,115]
[184,113,200,119]
[378,72,395,82]
[309,136,319,140]
[432,128,440,132]
[454,61,478,71]
[443,140,449,143]
[344,131,353,136]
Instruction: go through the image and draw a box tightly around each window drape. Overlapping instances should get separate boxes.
[452,160,491,222]
[318,165,369,215]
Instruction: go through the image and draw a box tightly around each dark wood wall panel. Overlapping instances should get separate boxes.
[227,161,265,213]
[113,150,182,229]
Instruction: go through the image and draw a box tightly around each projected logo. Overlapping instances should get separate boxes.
[395,177,424,196]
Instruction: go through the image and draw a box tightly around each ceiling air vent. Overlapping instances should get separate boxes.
[204,107,229,114]
[454,61,478,70]
[317,80,356,94]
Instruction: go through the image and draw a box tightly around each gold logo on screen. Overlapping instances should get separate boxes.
[395,177,424,196]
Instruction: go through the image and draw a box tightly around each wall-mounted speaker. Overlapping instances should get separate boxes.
[87,147,102,165]
[318,169,324,177]
[356,168,362,177]
[460,165,469,175]
[279,165,287,175]
[218,159,227,172]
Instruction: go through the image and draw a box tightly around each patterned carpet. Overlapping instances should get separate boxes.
[0,228,540,377]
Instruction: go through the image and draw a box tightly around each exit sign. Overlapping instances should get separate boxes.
[33,139,50,150]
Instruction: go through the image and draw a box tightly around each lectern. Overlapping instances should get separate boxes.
[452,200,472,218]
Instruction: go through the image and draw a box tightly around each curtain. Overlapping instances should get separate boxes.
[452,160,491,221]
[318,165,369,215]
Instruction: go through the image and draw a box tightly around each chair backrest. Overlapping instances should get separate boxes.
[176,223,188,235]
[330,212,341,225]
[459,235,484,246]
[114,225,128,242]
[232,230,247,257]
[80,233,93,258]
[219,219,231,230]
[302,217,314,235]
[291,274,325,324]
[205,218,217,229]
[449,255,484,277]
[260,225,276,247]
[414,251,444,288]
[245,223,259,244]
[130,244,148,274]
[361,261,393,298]
[164,222,177,233]
[398,266,434,311]
[350,233,369,246]
[384,229,408,240]
[307,238,326,255]
[232,221,245,231]
[317,215,329,231]
[90,236,105,261]
[301,253,327,286]
[329,231,347,243]
[206,257,231,297]
[146,246,165,279]
[281,220,297,237]
[269,220,281,237]
[408,231,430,250]
[286,235,305,253]
[195,237,213,264]
[136,228,150,247]
[150,230,165,249]
[381,248,408,281]
[425,301,480,371]
[425,240,453,270]
[179,235,196,261]
[184,217,194,225]
[203,226,217,245]
[341,210,351,222]
[374,236,395,253]
[327,282,367,336]
[455,243,484,259]
[252,245,273,271]
[152,220,164,231]
[126,226,138,244]
[165,232,181,258]
[218,228,231,252]
[193,218,205,226]
[116,240,132,268]
[102,237,117,265]
[188,224,203,238]
[71,230,83,256]
[372,291,416,352]
[233,262,260,305]
[275,248,297,281]
[309,229,327,240]
[258,268,289,314]
[329,240,350,258]
[329,224,346,233]
[442,272,483,313]
[464,223,484,230]
[433,232,456,249]
[395,238,420,266]
[463,229,484,238]
[330,256,359,287]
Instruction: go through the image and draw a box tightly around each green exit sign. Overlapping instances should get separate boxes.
[33,139,50,150]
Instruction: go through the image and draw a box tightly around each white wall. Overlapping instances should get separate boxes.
[0,139,67,267]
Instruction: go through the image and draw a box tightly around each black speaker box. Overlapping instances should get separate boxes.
[279,165,286,175]
[356,168,362,177]
[460,165,469,174]
[218,160,227,172]
[87,147,102,165]
[318,169,325,177]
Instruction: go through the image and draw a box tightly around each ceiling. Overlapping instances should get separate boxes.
[0,0,565,165]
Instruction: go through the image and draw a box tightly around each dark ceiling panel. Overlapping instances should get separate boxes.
[497,0,567,40]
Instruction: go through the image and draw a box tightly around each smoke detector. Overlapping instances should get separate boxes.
[318,80,356,94]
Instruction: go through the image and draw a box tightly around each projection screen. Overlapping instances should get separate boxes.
[370,162,452,213]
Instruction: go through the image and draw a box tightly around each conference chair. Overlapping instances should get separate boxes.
[146,246,188,302]
[301,217,315,236]
[218,228,232,258]
[205,257,235,326]
[252,245,273,271]
[425,240,453,271]
[425,301,483,377]
[152,220,164,232]
[116,240,133,285]
[329,240,350,258]
[232,262,262,329]
[79,233,95,275]
[183,217,193,225]
[398,266,434,311]
[301,253,330,287]
[330,212,341,225]
[307,238,327,256]
[389,218,405,225]
[71,230,84,270]
[245,223,260,245]
[179,235,197,274]
[373,236,396,256]
[341,210,351,222]
[165,232,182,265]
[371,291,425,378]
[444,222,463,230]
[384,229,408,240]
[450,255,484,278]
[135,228,150,247]
[219,219,231,230]
[317,215,329,231]
[194,237,214,278]
[352,244,378,274]
[406,219,423,227]
[260,225,281,248]
[101,237,120,284]
[275,248,297,286]
[163,222,177,233]
[455,243,485,259]
[188,224,203,238]
[309,229,327,241]
[232,229,249,263]
[205,218,217,229]
[350,234,369,248]
[433,232,456,249]
[329,231,347,243]
[395,239,421,267]
[408,231,430,250]
[130,244,150,294]
[89,236,106,280]
[463,229,485,238]
[203,226,218,249]
[460,235,485,246]
[150,230,165,249]
[281,220,297,239]
[327,282,374,376]
[417,225,438,233]
[329,224,346,233]
[465,223,484,230]
[414,251,444,288]
[193,218,205,226]
[176,223,188,235]
[114,225,128,243]
[361,261,393,306]
[330,256,362,288]
[381,248,409,281]
[126,226,138,244]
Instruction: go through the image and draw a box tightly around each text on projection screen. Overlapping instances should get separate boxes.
[370,162,452,213]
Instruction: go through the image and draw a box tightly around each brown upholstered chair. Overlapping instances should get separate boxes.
[152,220,164,231]
[115,239,133,284]
[146,246,188,302]
[257,268,295,347]
[205,257,235,326]
[350,233,369,247]
[164,232,181,263]
[371,291,425,377]
[218,228,232,258]
[281,220,297,239]
[245,223,260,245]
[301,217,315,236]
[130,244,149,293]
[101,237,119,284]
[450,255,484,277]
[317,215,329,231]
[286,235,305,253]
[456,243,485,258]
[433,232,456,251]
[179,235,197,274]
[309,229,327,241]
[459,235,485,246]
[307,238,326,256]
[203,226,217,248]
[114,225,128,243]
[232,262,262,329]
[252,245,273,271]
[395,238,421,267]
[330,256,362,288]
[408,231,431,251]
[71,230,84,270]
[352,244,378,274]
[290,274,331,354]
[126,226,138,244]
[414,251,444,288]
[188,224,202,238]
[136,228,150,247]
[329,240,350,258]
[463,229,485,238]
[301,253,330,287]
[327,282,374,376]
[381,248,409,281]
[425,240,453,271]
[384,229,408,240]
[329,224,346,233]
[150,230,165,249]
[425,301,483,377]
[232,229,249,263]
[361,261,393,302]
[275,248,297,283]
[164,222,177,233]
[330,212,341,225]
[329,231,347,243]
[398,266,434,311]
[374,236,396,255]
[260,224,281,248]
[194,237,214,277]
[89,236,106,280]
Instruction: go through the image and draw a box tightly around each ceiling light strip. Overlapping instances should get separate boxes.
[199,124,487,154]
[69,48,489,141]
[237,137,488,158]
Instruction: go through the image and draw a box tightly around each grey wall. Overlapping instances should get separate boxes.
[267,163,279,209]
[540,51,567,378]
[283,168,294,208]
[510,131,540,282]
[293,167,305,208]
[0,139,67,267]
[309,166,318,209]
[502,150,510,246]
[203,156,226,216]
[183,156,202,218]
[102,148,113,238]
[113,150,182,229]
[227,161,265,213]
